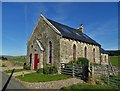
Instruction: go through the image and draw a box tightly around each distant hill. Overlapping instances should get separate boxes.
[106,50,120,56]
[0,55,26,61]
[0,55,14,58]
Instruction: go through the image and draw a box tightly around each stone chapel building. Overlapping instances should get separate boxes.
[27,14,108,70]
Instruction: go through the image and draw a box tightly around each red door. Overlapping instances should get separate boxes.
[34,54,38,70]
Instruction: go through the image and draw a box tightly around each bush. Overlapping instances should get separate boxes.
[66,57,89,67]
[43,65,57,74]
[50,66,57,74]
[77,57,89,65]
[37,68,43,73]
[43,66,51,74]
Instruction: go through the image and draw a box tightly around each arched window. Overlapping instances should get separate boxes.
[93,48,95,62]
[84,47,87,58]
[48,41,52,63]
[30,54,32,66]
[73,44,76,60]
[105,55,106,62]
[101,55,103,63]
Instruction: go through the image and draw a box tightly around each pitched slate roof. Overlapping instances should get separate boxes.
[47,18,100,46]
[101,48,108,54]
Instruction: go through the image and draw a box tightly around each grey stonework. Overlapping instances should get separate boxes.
[27,17,61,69]
[15,77,84,89]
[27,15,108,71]
[60,38,101,64]
[101,53,109,65]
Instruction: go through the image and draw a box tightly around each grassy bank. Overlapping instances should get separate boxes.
[61,83,118,91]
[4,69,25,73]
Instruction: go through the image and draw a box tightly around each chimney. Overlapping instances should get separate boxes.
[77,24,84,33]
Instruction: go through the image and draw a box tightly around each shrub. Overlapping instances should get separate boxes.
[43,65,57,74]
[77,57,89,66]
[43,66,51,74]
[50,66,57,74]
[37,68,43,74]
[66,57,89,67]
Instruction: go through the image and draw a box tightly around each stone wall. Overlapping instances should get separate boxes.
[60,38,101,64]
[27,16,61,69]
[94,65,119,76]
[15,77,84,89]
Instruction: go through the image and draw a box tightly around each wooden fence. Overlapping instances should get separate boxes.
[61,64,83,78]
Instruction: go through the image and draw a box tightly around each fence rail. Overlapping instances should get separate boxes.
[61,65,83,78]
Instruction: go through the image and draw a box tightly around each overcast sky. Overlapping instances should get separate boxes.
[2,2,118,56]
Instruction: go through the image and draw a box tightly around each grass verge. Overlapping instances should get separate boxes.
[4,69,25,73]
[16,73,71,82]
[61,83,119,91]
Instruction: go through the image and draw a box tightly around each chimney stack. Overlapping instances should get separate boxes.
[77,24,84,33]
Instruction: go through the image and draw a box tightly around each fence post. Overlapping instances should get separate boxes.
[72,64,75,78]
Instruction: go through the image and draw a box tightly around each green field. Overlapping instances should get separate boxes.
[109,56,120,66]
[16,73,71,82]
[8,56,26,63]
[61,83,118,91]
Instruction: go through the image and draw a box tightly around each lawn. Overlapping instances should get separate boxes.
[109,56,120,66]
[4,69,25,73]
[8,56,26,63]
[61,83,118,91]
[16,73,71,82]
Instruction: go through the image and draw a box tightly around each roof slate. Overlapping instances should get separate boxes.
[101,48,108,54]
[47,18,100,46]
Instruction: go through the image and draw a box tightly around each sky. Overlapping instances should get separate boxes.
[2,2,118,56]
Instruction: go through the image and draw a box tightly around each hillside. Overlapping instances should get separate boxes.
[107,50,120,56]
[109,56,120,66]
[8,56,26,63]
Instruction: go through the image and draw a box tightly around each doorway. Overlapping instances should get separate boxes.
[34,54,38,70]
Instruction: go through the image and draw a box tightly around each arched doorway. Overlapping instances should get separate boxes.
[84,47,87,58]
[73,44,76,60]
[30,53,32,66]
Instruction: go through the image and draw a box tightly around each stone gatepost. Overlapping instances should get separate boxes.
[88,62,91,77]
[87,62,96,84]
